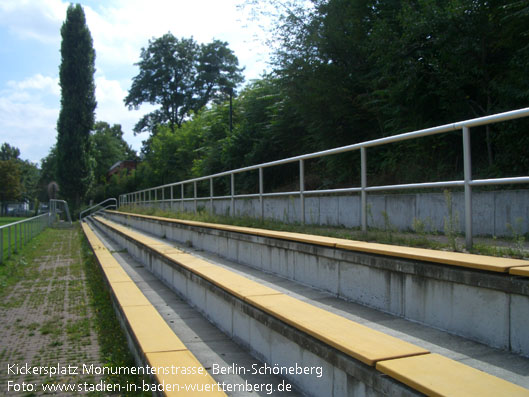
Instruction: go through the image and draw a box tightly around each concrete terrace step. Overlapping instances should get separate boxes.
[89,214,529,396]
[105,210,529,275]
[83,221,303,396]
[82,222,227,396]
[102,210,529,358]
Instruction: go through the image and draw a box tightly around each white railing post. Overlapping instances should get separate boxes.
[181,184,184,213]
[170,185,174,211]
[116,107,529,238]
[231,173,235,217]
[210,178,214,214]
[463,126,473,250]
[194,181,197,214]
[300,159,305,225]
[259,168,264,220]
[361,147,367,232]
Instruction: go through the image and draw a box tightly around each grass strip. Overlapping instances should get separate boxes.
[118,205,528,259]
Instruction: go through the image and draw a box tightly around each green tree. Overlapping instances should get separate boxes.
[91,121,137,184]
[366,0,529,177]
[0,143,21,161]
[0,143,40,208]
[125,33,244,136]
[259,0,529,184]
[18,160,40,204]
[38,146,58,202]
[0,160,21,216]
[56,3,96,212]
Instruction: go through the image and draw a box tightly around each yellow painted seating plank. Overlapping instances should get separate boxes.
[110,281,152,308]
[113,211,529,273]
[247,294,429,366]
[122,305,187,354]
[83,224,123,270]
[510,266,529,277]
[81,222,94,234]
[95,247,118,265]
[155,215,339,246]
[258,230,337,247]
[94,216,162,247]
[191,266,283,300]
[101,266,132,283]
[146,351,226,396]
[93,251,121,268]
[152,246,184,255]
[376,353,529,397]
[165,253,218,271]
[81,224,105,248]
[335,240,528,272]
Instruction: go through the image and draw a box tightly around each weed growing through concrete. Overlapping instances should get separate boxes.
[120,204,527,258]
[507,218,526,256]
[443,190,460,252]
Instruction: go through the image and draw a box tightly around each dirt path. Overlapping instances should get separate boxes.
[0,227,102,395]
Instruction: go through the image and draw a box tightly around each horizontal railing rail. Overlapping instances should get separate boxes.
[0,213,50,264]
[120,107,529,249]
[50,199,72,226]
[79,198,117,222]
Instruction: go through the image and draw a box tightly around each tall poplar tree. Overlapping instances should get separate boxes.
[56,4,96,211]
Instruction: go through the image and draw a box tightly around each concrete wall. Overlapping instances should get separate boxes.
[104,211,529,357]
[147,189,529,237]
[92,217,422,397]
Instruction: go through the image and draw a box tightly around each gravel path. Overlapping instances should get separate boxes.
[0,227,102,395]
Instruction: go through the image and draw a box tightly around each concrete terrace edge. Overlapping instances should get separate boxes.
[103,210,529,356]
[90,216,424,397]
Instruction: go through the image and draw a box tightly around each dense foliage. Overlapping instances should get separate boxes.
[25,1,529,210]
[100,0,527,201]
[56,4,96,211]
[0,143,40,215]
[124,33,244,136]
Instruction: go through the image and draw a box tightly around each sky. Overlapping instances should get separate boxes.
[0,0,273,165]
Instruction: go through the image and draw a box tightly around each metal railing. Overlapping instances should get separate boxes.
[120,107,529,249]
[50,199,72,226]
[0,213,50,264]
[79,198,117,222]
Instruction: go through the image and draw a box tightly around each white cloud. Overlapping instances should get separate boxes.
[0,73,148,163]
[0,98,58,165]
[0,73,61,163]
[94,75,150,153]
[83,0,271,80]
[0,0,274,163]
[0,0,67,44]
[7,74,60,97]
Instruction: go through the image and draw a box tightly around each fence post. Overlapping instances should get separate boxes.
[259,168,264,220]
[8,225,11,258]
[361,147,367,232]
[210,178,214,214]
[194,181,197,214]
[181,184,184,213]
[299,159,305,225]
[14,224,18,254]
[170,185,174,211]
[463,126,473,250]
[231,173,235,217]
